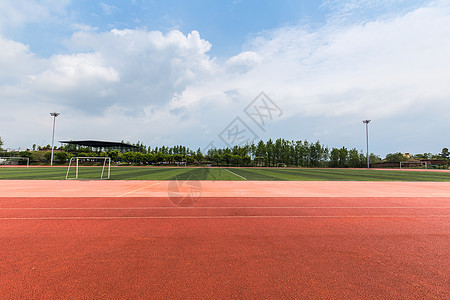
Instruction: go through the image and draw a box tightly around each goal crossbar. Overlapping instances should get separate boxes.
[66,157,111,180]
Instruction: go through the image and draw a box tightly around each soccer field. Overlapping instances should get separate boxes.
[0,166,449,181]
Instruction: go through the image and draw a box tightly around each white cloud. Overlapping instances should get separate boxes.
[169,0,450,153]
[31,53,119,89]
[225,51,261,74]
[100,2,119,15]
[1,0,450,156]
[65,29,215,110]
[0,0,70,31]
[0,28,217,148]
[0,36,44,82]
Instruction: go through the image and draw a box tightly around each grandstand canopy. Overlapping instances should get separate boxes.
[59,140,139,151]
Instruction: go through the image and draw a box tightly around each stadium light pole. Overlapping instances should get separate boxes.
[363,120,371,168]
[50,112,60,166]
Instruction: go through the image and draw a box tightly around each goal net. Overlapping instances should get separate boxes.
[399,161,428,170]
[0,157,29,167]
[176,159,187,167]
[276,163,286,168]
[66,157,111,180]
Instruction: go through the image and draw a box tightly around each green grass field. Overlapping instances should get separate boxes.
[0,166,449,181]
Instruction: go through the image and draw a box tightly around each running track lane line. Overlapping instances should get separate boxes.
[1,215,449,220]
[115,182,162,197]
[225,169,247,180]
[1,207,449,210]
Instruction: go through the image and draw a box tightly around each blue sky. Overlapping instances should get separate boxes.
[1,0,449,156]
[7,0,327,58]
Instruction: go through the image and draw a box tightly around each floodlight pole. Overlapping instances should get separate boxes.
[363,120,371,168]
[50,112,60,166]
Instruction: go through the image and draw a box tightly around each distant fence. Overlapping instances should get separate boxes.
[372,161,448,169]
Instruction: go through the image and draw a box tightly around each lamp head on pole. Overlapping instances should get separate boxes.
[50,112,60,117]
[363,119,371,124]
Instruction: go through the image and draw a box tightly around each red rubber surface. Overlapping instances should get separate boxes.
[1,193,449,299]
[1,180,449,298]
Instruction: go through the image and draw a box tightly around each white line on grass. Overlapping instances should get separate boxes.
[225,169,247,180]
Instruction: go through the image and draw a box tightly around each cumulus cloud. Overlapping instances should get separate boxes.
[64,29,215,110]
[0,28,214,115]
[1,0,450,155]
[0,28,217,147]
[225,51,261,74]
[0,36,44,81]
[168,0,450,153]
[178,0,450,120]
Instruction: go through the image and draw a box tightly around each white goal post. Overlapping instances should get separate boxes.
[66,157,111,180]
[276,163,287,168]
[399,161,428,170]
[177,159,187,167]
[0,157,29,168]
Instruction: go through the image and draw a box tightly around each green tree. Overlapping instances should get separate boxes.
[266,139,274,167]
[369,153,381,164]
[186,156,195,164]
[385,152,408,162]
[195,148,204,163]
[231,154,242,166]
[223,153,232,166]
[31,151,45,163]
[212,153,221,166]
[242,155,251,166]
[338,147,348,168]
[0,136,3,150]
[173,154,183,163]
[154,152,164,163]
[20,151,33,160]
[348,148,361,168]
[44,151,52,162]
[134,152,144,164]
[108,150,120,161]
[441,148,449,159]
[309,141,328,167]
[144,153,155,164]
[164,154,173,163]
[302,140,310,167]
[329,148,338,167]
[122,152,135,163]
[55,152,69,163]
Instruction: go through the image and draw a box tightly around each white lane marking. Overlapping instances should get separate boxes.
[225,169,247,180]
[115,182,162,197]
[0,215,449,220]
[0,207,449,210]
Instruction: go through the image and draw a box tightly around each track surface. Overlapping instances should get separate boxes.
[0,181,449,299]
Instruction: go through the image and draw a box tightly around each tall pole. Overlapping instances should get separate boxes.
[363,120,371,168]
[50,112,60,166]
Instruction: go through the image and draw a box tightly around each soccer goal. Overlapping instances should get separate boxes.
[399,161,428,170]
[66,157,111,180]
[0,157,29,168]
[276,163,287,168]
[178,159,187,167]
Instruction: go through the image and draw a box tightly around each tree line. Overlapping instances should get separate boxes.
[2,136,447,167]
[2,138,380,168]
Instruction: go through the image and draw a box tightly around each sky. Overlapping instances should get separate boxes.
[1,0,449,157]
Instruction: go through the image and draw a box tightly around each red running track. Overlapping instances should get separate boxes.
[0,195,449,299]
